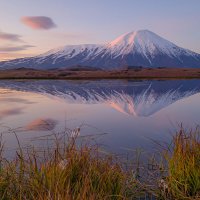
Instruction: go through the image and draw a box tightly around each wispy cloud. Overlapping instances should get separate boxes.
[0,45,34,52]
[0,31,23,42]
[0,53,34,60]
[21,16,57,30]
[0,108,24,120]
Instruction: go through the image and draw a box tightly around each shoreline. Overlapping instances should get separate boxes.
[0,67,200,80]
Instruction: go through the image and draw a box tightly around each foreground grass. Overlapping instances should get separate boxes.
[0,127,200,200]
[0,134,142,200]
[165,128,200,200]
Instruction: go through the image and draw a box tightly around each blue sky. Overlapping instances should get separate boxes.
[0,0,200,60]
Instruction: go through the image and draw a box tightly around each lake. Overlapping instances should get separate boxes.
[0,79,200,156]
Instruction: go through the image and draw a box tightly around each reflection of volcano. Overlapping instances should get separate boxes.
[0,80,200,117]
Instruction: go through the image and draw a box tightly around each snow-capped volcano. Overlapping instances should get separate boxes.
[0,30,200,69]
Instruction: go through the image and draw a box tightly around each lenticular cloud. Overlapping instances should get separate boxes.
[21,16,56,30]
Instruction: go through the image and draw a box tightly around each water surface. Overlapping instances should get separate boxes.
[0,79,200,155]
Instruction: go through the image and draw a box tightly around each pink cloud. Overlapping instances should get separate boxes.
[21,16,56,30]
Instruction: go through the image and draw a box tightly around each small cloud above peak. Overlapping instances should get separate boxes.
[21,16,57,30]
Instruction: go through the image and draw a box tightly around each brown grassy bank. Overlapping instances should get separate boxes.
[0,68,200,80]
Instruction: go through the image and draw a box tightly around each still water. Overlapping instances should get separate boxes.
[0,79,200,155]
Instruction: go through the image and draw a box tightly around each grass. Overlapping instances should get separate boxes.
[164,127,200,200]
[0,131,142,200]
[0,127,199,199]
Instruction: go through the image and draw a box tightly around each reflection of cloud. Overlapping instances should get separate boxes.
[0,31,22,42]
[21,16,56,30]
[25,118,57,131]
[0,108,24,120]
[0,45,34,52]
[0,97,35,104]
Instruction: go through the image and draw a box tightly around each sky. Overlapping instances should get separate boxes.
[0,0,200,60]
